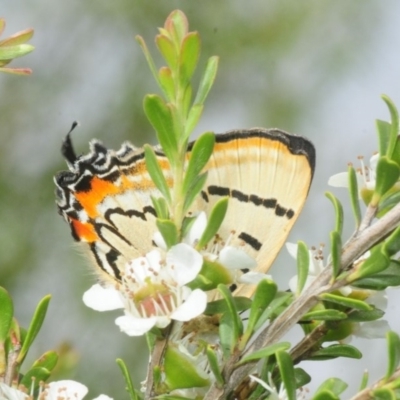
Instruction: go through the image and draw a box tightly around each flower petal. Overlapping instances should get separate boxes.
[0,383,30,400]
[285,242,298,259]
[83,284,124,311]
[153,231,167,250]
[146,249,162,272]
[167,243,203,285]
[93,395,113,400]
[45,380,88,400]
[367,291,387,310]
[171,289,207,321]
[239,272,271,284]
[115,315,157,336]
[354,320,390,339]
[328,172,349,188]
[186,211,207,245]
[218,246,257,270]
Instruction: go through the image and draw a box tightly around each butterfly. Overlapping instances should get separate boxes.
[55,128,315,297]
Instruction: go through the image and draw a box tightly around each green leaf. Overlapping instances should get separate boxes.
[386,331,400,380]
[196,197,229,249]
[206,346,224,386]
[205,297,252,315]
[0,44,34,60]
[116,358,140,400]
[158,67,175,102]
[378,191,400,217]
[310,344,362,360]
[312,391,339,400]
[167,10,188,49]
[325,192,344,236]
[239,342,290,364]
[156,34,177,70]
[0,287,13,342]
[347,308,384,322]
[381,94,399,160]
[218,284,243,347]
[295,241,309,296]
[182,172,208,213]
[372,156,400,204]
[348,165,361,226]
[219,311,235,359]
[164,345,209,390]
[20,367,51,391]
[276,351,296,400]
[302,309,347,321]
[384,225,400,257]
[144,145,172,204]
[193,56,219,106]
[352,260,400,290]
[17,295,51,364]
[294,368,311,388]
[359,370,369,391]
[151,196,170,219]
[376,119,392,157]
[392,137,400,167]
[315,378,348,397]
[372,388,396,400]
[182,84,193,122]
[320,293,373,311]
[187,258,232,292]
[244,279,277,340]
[330,231,342,278]
[179,32,200,84]
[32,350,58,371]
[183,132,215,194]
[143,95,177,163]
[156,219,179,248]
[0,29,33,46]
[348,247,390,282]
[254,292,292,330]
[185,104,204,138]
[136,35,161,87]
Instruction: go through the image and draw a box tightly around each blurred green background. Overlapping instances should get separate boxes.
[1,0,400,397]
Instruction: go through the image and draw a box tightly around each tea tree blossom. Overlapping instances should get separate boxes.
[328,154,379,191]
[0,381,112,400]
[83,243,207,336]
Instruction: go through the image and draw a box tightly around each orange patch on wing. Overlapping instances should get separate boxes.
[71,219,98,242]
[75,177,121,218]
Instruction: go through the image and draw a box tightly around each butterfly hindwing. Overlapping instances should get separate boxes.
[55,128,315,294]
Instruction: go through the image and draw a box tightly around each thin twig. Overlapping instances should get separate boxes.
[145,325,172,399]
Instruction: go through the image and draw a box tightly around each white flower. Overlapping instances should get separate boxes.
[351,320,390,340]
[347,290,390,341]
[83,243,207,336]
[286,242,372,296]
[328,153,379,192]
[155,212,260,285]
[0,381,112,400]
[40,380,89,399]
[249,374,308,400]
[0,383,29,400]
[286,242,343,294]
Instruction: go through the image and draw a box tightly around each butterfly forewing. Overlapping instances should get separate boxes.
[194,129,315,296]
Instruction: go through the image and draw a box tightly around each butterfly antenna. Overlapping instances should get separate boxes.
[61,121,79,164]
